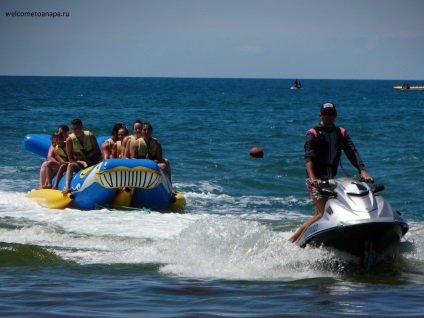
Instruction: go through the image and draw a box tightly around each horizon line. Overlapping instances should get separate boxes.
[0,75,422,82]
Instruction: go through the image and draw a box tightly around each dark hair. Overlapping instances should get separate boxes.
[52,131,64,139]
[58,124,70,133]
[71,118,83,126]
[112,123,125,134]
[119,126,129,136]
[133,119,143,130]
[142,122,153,132]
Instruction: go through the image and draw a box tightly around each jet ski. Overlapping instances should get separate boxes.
[297,177,409,257]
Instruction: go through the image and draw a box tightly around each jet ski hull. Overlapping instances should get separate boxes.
[297,178,409,257]
[304,221,408,256]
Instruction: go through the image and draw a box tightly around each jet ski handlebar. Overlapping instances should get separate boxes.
[321,178,374,185]
[318,180,337,198]
[320,179,384,196]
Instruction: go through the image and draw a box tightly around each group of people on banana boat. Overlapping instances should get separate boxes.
[39,118,172,195]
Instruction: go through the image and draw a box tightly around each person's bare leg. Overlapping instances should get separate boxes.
[101,142,111,160]
[289,198,327,244]
[39,161,49,188]
[62,163,79,193]
[44,161,60,188]
[53,164,67,189]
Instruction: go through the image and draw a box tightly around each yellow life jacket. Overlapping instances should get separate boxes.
[56,145,68,162]
[70,131,97,165]
[106,137,115,146]
[127,135,137,149]
[137,138,157,159]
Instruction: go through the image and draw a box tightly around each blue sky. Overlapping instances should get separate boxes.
[1,0,423,80]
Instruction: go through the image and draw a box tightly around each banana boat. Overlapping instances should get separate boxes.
[24,134,186,212]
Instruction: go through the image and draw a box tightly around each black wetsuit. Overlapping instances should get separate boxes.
[304,123,365,180]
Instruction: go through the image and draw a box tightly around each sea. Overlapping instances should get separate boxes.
[0,76,423,317]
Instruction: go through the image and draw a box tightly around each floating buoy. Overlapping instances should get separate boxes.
[249,147,264,158]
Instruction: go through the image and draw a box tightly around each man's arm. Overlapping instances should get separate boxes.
[66,137,76,163]
[89,133,101,163]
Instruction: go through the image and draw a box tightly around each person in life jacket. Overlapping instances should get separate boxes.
[111,125,130,158]
[45,131,69,190]
[62,118,101,194]
[289,102,373,244]
[101,123,125,160]
[38,125,70,189]
[38,133,58,189]
[130,122,172,183]
[121,119,143,159]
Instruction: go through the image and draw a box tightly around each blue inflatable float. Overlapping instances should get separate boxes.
[24,134,186,211]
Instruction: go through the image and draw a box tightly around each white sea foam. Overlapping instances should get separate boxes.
[0,191,420,280]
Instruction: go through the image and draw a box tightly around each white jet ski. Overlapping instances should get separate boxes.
[297,178,409,257]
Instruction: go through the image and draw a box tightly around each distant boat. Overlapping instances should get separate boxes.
[290,79,302,89]
[393,85,424,91]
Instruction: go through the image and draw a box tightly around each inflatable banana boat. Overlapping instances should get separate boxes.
[24,134,186,212]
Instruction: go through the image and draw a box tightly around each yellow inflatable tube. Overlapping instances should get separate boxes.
[167,193,187,212]
[25,189,74,209]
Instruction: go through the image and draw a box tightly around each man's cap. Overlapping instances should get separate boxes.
[320,102,337,114]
